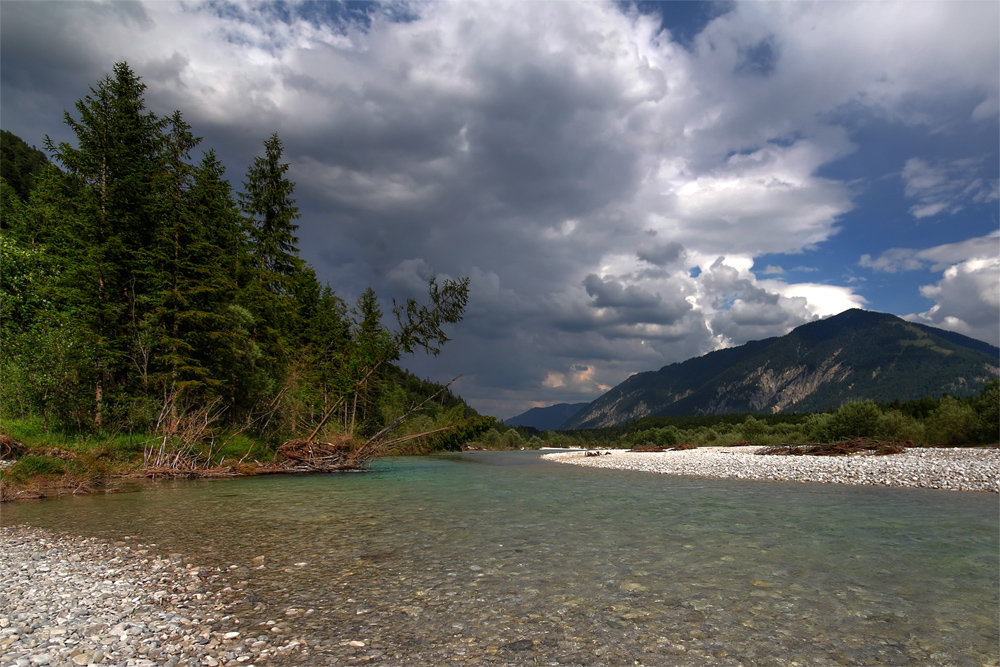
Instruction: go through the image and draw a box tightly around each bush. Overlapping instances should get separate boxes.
[972,380,999,444]
[740,416,768,445]
[827,400,882,441]
[800,413,832,442]
[652,426,680,447]
[924,397,979,447]
[500,429,524,449]
[875,410,925,444]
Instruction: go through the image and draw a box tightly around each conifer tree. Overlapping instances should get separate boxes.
[240,133,300,296]
[43,62,165,427]
[191,149,243,284]
[149,111,206,395]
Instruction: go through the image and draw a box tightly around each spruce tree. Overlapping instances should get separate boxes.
[234,133,303,414]
[43,62,165,427]
[240,133,300,297]
[149,111,207,395]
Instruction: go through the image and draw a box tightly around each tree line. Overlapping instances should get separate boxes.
[1,62,485,458]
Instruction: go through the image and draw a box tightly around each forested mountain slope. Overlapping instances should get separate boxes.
[564,309,1000,429]
[505,403,589,430]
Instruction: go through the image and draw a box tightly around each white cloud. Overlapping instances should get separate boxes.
[907,257,1000,346]
[901,158,999,219]
[861,233,1000,345]
[693,1,999,129]
[860,232,1000,273]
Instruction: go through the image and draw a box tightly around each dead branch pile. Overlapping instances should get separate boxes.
[270,435,363,472]
[137,451,238,479]
[758,439,913,457]
[144,392,227,470]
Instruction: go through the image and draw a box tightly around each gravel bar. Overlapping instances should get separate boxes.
[543,446,1000,493]
[0,526,308,667]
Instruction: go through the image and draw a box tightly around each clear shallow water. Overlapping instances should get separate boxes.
[3,451,998,666]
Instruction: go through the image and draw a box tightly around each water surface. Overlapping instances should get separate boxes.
[4,452,997,666]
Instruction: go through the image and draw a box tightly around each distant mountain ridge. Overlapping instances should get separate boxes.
[563,309,999,429]
[505,403,589,430]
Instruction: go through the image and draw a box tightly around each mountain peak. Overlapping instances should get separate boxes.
[563,310,999,429]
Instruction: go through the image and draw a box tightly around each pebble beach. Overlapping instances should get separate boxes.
[0,527,307,667]
[543,446,1000,493]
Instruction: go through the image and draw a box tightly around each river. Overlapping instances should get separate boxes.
[3,451,997,666]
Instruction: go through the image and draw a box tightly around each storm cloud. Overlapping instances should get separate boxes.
[1,0,996,418]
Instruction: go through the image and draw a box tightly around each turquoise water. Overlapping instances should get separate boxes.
[3,452,998,665]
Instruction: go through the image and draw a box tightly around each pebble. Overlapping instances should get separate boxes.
[544,446,1000,492]
[0,527,306,667]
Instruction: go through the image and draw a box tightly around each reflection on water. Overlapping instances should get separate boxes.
[4,452,998,666]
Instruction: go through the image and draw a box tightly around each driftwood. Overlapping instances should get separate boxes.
[271,436,363,471]
[758,439,913,457]
[630,442,696,453]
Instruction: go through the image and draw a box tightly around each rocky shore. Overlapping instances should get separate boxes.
[0,526,308,667]
[543,446,1000,493]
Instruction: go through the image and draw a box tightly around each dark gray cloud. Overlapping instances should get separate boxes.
[583,274,661,309]
[637,240,686,267]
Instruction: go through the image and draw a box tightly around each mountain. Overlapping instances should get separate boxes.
[505,403,590,430]
[564,309,1000,429]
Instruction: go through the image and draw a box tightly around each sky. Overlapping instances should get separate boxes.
[2,0,998,420]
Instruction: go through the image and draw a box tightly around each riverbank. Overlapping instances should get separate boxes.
[0,526,308,667]
[542,446,1000,492]
[0,435,372,503]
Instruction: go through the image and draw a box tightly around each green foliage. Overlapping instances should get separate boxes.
[972,379,999,444]
[825,400,882,441]
[924,396,979,447]
[0,235,48,329]
[1,130,49,203]
[500,429,525,449]
[739,416,768,445]
[634,426,679,447]
[875,410,925,444]
[1,314,97,430]
[240,133,300,296]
